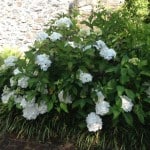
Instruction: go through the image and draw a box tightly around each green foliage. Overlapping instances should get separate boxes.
[0,2,150,149]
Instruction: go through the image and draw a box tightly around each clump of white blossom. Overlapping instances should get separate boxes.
[78,28,91,37]
[120,95,133,112]
[96,90,105,101]
[95,100,110,116]
[55,17,72,28]
[100,48,116,60]
[79,71,93,84]
[36,32,49,41]
[49,32,62,42]
[10,77,16,87]
[58,90,72,104]
[83,45,92,51]
[36,101,48,114]
[13,68,21,75]
[94,40,116,60]
[65,41,77,48]
[4,56,18,67]
[1,86,14,104]
[95,90,110,116]
[18,76,29,88]
[94,40,106,50]
[86,112,103,132]
[16,96,48,120]
[35,54,52,71]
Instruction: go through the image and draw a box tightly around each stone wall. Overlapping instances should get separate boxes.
[0,0,124,51]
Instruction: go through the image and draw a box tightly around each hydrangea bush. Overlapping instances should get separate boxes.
[0,14,149,133]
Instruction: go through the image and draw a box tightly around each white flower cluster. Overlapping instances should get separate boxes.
[120,95,133,112]
[79,28,90,37]
[58,90,72,104]
[86,112,102,132]
[94,40,116,60]
[14,95,48,120]
[49,32,62,42]
[18,76,29,88]
[36,32,49,41]
[10,77,16,87]
[0,64,8,71]
[79,71,93,84]
[96,101,110,116]
[83,45,92,51]
[86,91,110,132]
[13,68,21,75]
[4,56,18,67]
[1,86,14,104]
[35,54,52,71]
[22,99,48,120]
[55,17,72,28]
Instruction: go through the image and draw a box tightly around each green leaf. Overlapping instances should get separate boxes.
[60,103,68,113]
[72,87,77,96]
[134,105,145,124]
[47,101,53,112]
[143,98,150,103]
[120,68,129,84]
[68,62,73,70]
[105,66,118,73]
[117,86,125,96]
[111,106,121,120]
[41,78,49,84]
[26,91,36,101]
[140,71,150,77]
[127,67,136,77]
[123,113,133,126]
[72,99,86,109]
[80,89,87,98]
[125,89,135,99]
[121,55,129,65]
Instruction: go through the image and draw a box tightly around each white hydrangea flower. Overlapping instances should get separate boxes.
[49,32,62,42]
[79,71,93,84]
[86,112,103,132]
[1,86,14,104]
[95,90,105,102]
[33,70,39,76]
[36,32,49,41]
[100,48,116,60]
[4,56,18,67]
[20,97,35,108]
[94,40,106,50]
[18,76,29,88]
[58,90,72,104]
[13,68,21,75]
[83,45,92,51]
[0,64,8,71]
[95,100,110,116]
[10,77,15,87]
[55,17,72,28]
[65,41,77,48]
[23,105,39,120]
[35,54,52,71]
[36,101,48,114]
[14,95,25,104]
[79,28,90,37]
[120,95,133,112]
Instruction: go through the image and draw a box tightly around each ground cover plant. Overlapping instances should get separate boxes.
[0,1,150,149]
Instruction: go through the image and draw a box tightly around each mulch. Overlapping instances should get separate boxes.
[0,134,75,150]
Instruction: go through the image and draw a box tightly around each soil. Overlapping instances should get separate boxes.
[0,134,76,150]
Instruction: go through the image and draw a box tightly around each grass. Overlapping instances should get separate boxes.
[0,104,149,150]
